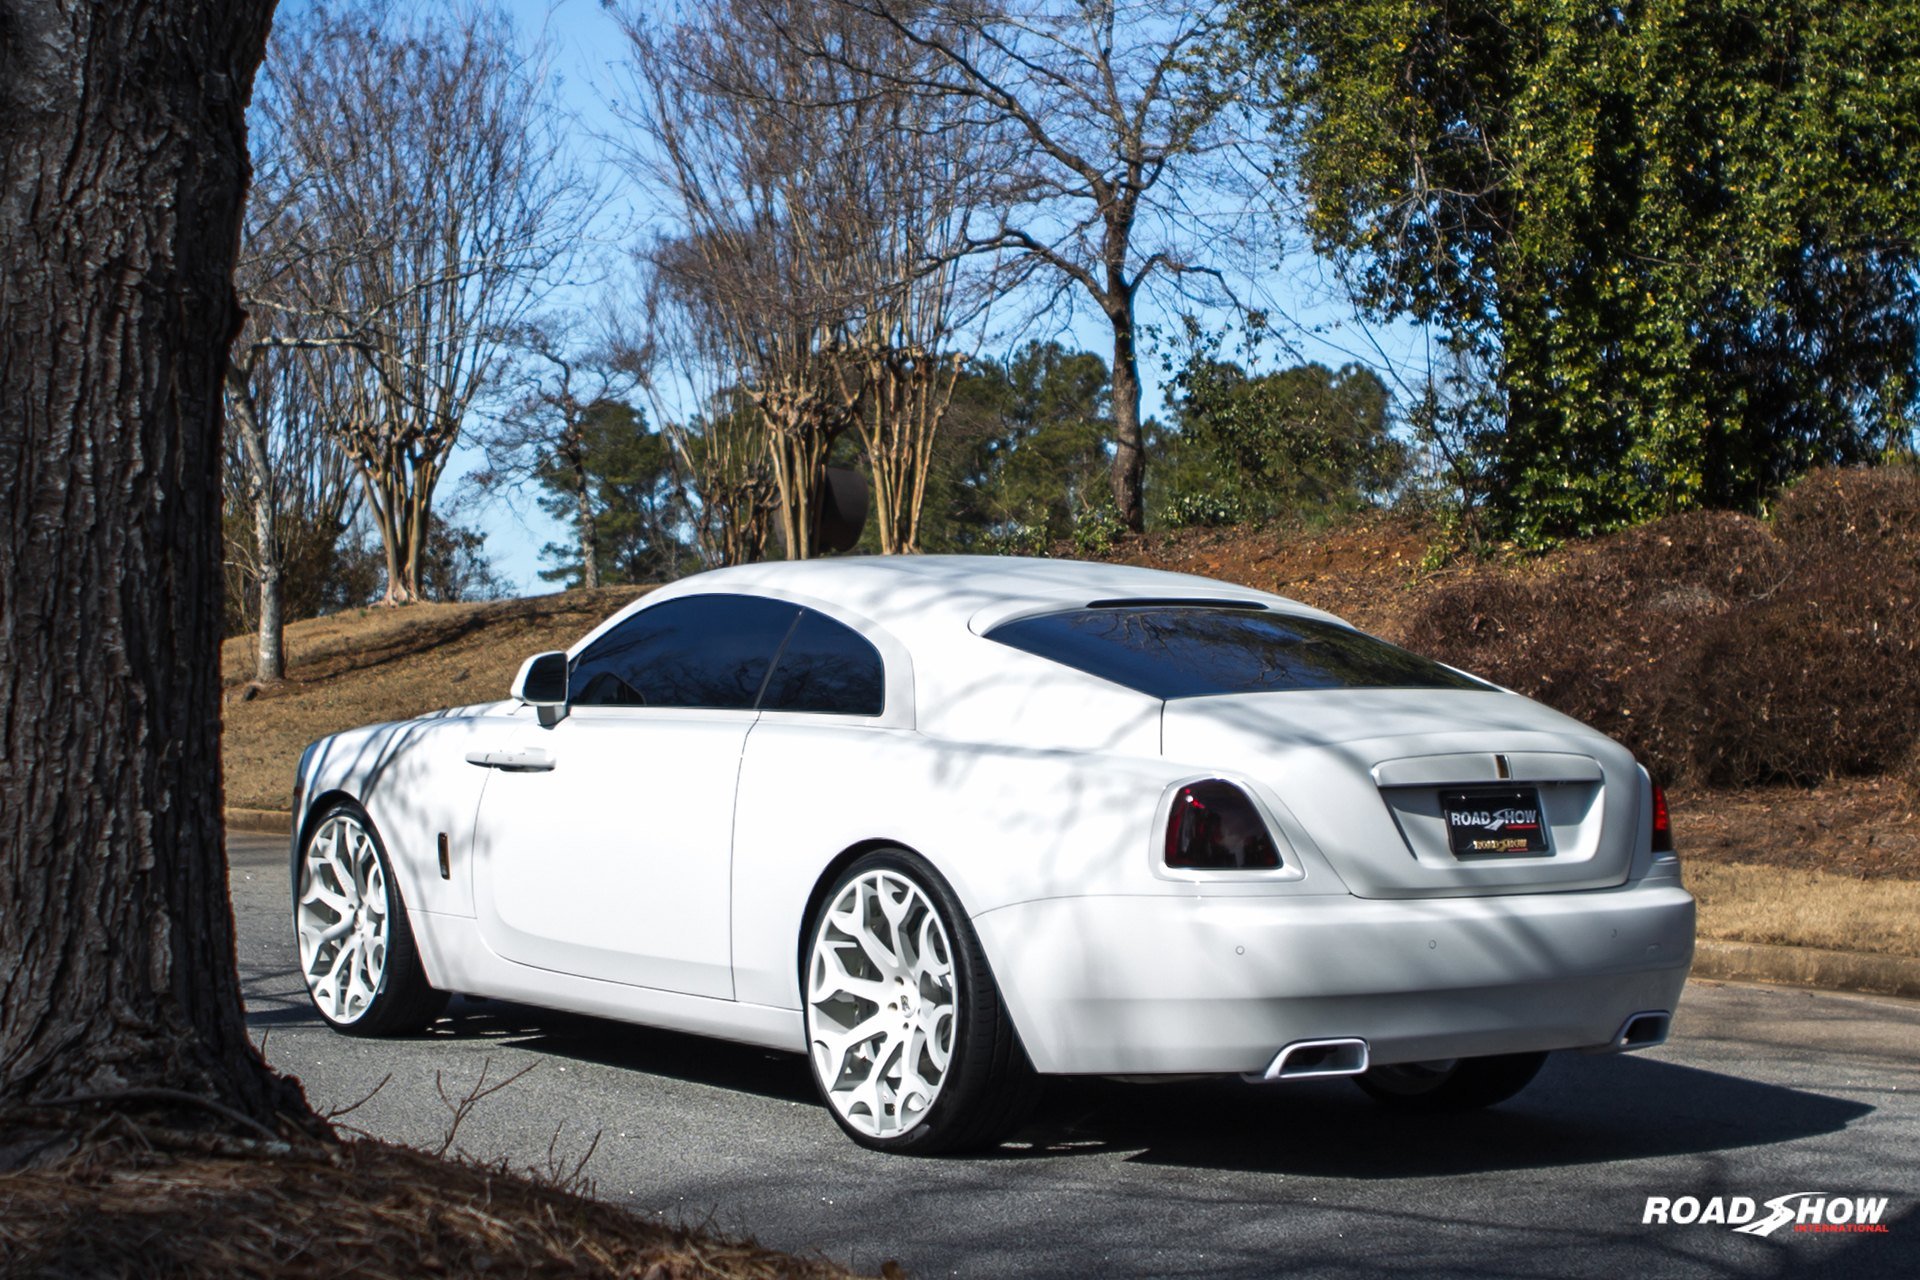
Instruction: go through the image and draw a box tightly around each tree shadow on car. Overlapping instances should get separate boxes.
[1002,1052,1871,1176]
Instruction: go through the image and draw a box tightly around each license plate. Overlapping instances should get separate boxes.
[1440,787,1550,856]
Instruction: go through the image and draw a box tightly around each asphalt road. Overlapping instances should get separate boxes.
[233,833,1920,1278]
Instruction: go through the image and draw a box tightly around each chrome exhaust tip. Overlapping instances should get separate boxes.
[1247,1037,1370,1082]
[1614,1010,1672,1050]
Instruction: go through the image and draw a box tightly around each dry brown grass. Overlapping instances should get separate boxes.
[0,1133,874,1279]
[1673,776,1920,880]
[221,587,650,811]
[1690,862,1920,958]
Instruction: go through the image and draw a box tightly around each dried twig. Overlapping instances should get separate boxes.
[323,1073,392,1122]
[432,1058,537,1158]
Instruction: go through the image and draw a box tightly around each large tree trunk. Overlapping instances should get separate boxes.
[396,458,440,603]
[1107,301,1146,533]
[0,0,307,1129]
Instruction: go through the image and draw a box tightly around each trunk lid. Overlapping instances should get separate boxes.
[1160,689,1646,898]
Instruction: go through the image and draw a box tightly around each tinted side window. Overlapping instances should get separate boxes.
[569,595,798,709]
[759,609,886,716]
[986,606,1490,700]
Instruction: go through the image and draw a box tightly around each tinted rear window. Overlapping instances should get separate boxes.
[760,608,886,715]
[986,606,1490,699]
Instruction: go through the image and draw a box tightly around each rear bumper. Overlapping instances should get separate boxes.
[973,874,1694,1075]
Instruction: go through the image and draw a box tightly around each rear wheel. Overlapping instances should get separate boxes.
[294,802,447,1036]
[803,851,1037,1154]
[1353,1052,1548,1111]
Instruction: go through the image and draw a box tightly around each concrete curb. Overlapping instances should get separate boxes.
[1691,939,1920,1001]
[219,809,1920,1002]
[227,808,292,836]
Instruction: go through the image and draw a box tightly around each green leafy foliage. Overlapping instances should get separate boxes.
[1159,358,1406,525]
[921,342,1114,552]
[1161,490,1248,528]
[1239,0,1920,544]
[534,399,688,587]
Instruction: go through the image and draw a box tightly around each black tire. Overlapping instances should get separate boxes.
[1353,1051,1548,1112]
[802,849,1039,1154]
[293,800,448,1037]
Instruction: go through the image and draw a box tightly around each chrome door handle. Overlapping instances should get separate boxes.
[464,747,556,772]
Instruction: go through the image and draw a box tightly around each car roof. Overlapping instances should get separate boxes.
[651,554,1344,635]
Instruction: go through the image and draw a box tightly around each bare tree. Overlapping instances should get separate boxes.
[225,138,370,674]
[811,12,1000,554]
[615,0,999,558]
[1,0,312,1129]
[830,0,1250,532]
[260,2,589,602]
[223,335,362,672]
[620,4,858,560]
[633,283,782,569]
[225,352,293,678]
[837,344,968,553]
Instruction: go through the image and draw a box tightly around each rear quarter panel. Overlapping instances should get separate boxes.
[729,720,1198,1010]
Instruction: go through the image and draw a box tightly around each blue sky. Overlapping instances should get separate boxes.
[387,1,1426,594]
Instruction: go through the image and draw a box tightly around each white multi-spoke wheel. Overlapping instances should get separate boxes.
[1354,1051,1547,1112]
[804,851,1037,1153]
[295,803,446,1036]
[808,869,957,1137]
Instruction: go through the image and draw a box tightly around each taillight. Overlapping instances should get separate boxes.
[1165,780,1281,870]
[1650,782,1674,854]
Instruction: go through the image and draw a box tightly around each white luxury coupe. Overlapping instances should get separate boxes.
[290,556,1694,1152]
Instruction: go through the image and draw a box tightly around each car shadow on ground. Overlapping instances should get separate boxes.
[1014,1053,1873,1178]
[254,995,1872,1179]
[410,996,822,1106]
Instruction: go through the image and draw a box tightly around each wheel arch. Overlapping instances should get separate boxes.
[290,790,430,930]
[290,788,449,995]
[795,837,928,987]
[792,838,1035,1053]
[290,788,362,895]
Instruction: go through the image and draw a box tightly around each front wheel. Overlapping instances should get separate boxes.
[294,802,448,1036]
[803,851,1038,1154]
[1353,1051,1548,1112]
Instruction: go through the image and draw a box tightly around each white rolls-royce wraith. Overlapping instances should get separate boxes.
[290,556,1693,1152]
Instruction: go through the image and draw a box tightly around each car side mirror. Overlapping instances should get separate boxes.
[511,651,570,726]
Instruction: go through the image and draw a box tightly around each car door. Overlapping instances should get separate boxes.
[469,593,802,998]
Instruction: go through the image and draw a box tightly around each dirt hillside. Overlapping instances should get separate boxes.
[221,587,650,810]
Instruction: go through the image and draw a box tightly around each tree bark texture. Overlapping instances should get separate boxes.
[0,0,306,1126]
[225,366,284,681]
[572,449,600,590]
[1107,302,1146,532]
[839,345,960,555]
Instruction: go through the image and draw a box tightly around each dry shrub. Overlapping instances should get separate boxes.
[0,1135,875,1280]
[1402,467,1920,787]
[1770,461,1920,551]
[1401,509,1790,776]
[1670,469,1920,785]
